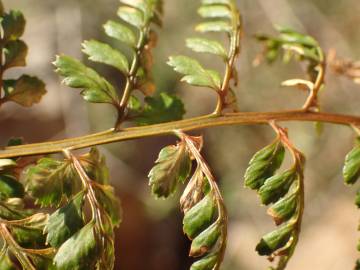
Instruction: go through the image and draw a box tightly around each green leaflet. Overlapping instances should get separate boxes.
[54,221,98,270]
[343,145,360,185]
[198,5,231,19]
[256,223,294,256]
[117,6,144,28]
[1,10,25,41]
[183,193,216,239]
[24,158,80,207]
[7,137,23,147]
[103,20,136,47]
[120,0,162,23]
[195,21,232,33]
[258,169,297,205]
[0,253,18,270]
[54,55,119,104]
[3,75,47,107]
[202,0,230,4]
[45,191,85,248]
[356,189,360,208]
[256,27,322,65]
[82,40,129,74]
[190,253,218,270]
[131,93,185,126]
[168,56,221,89]
[190,222,222,257]
[148,142,192,198]
[79,148,110,185]
[276,25,319,48]
[186,38,227,59]
[4,40,28,68]
[268,190,298,225]
[0,174,24,199]
[0,198,28,220]
[93,184,122,228]
[11,213,48,248]
[244,139,285,190]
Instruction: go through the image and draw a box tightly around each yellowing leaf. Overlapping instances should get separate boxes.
[4,40,28,69]
[24,158,80,207]
[3,75,47,107]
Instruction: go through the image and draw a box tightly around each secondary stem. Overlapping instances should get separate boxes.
[116,31,147,129]
[214,0,242,115]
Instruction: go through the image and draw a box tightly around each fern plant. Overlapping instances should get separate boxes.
[0,0,360,269]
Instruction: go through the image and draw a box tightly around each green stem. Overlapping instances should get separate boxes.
[1,110,359,159]
[214,0,242,115]
[116,31,147,128]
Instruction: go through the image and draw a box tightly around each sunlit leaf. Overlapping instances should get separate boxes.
[198,5,231,19]
[103,20,137,47]
[117,7,144,28]
[54,55,119,104]
[186,38,227,58]
[195,21,231,33]
[82,40,129,74]
[168,56,221,89]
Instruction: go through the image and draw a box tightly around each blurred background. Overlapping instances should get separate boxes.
[1,0,360,269]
